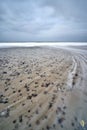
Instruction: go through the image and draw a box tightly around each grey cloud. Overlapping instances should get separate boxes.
[0,0,87,42]
[41,0,87,21]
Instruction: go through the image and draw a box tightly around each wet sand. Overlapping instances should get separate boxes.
[0,46,87,130]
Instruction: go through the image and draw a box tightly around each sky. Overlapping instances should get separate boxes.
[0,0,87,43]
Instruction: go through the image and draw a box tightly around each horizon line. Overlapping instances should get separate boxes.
[0,42,87,48]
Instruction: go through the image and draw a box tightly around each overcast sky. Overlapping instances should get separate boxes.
[0,0,87,42]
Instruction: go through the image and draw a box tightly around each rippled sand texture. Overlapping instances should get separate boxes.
[0,46,87,130]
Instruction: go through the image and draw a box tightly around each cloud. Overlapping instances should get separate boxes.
[41,0,87,21]
[0,0,87,42]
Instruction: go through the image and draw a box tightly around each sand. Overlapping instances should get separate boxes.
[0,46,87,130]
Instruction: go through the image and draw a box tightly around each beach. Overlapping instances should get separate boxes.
[0,46,87,130]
